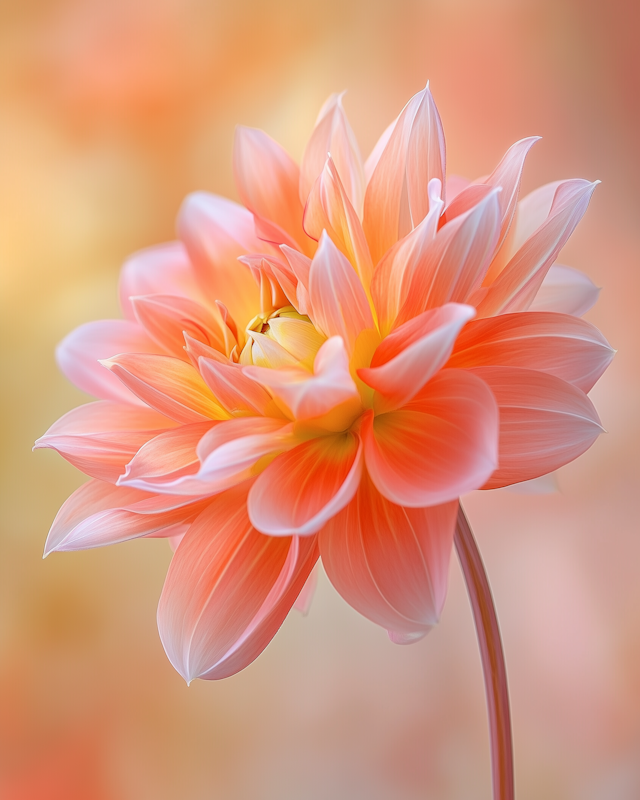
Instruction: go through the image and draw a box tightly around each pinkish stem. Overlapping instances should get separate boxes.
[454,503,514,800]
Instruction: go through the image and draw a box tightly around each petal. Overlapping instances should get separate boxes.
[248,432,363,535]
[149,417,295,497]
[529,264,600,317]
[447,311,614,392]
[395,188,501,326]
[157,487,318,681]
[359,303,476,411]
[371,179,444,335]
[101,353,228,424]
[293,564,319,615]
[362,369,499,506]
[44,480,205,555]
[118,422,217,492]
[34,401,177,483]
[118,242,204,321]
[364,85,445,264]
[177,192,261,328]
[198,353,277,416]
[56,320,158,404]
[467,366,604,489]
[244,336,360,421]
[476,180,599,317]
[266,316,326,366]
[308,232,374,353]
[131,294,225,359]
[321,474,457,637]
[480,137,540,255]
[233,126,309,252]
[405,84,447,227]
[303,156,373,290]
[300,93,365,215]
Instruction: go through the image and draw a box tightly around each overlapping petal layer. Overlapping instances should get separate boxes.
[39,84,610,681]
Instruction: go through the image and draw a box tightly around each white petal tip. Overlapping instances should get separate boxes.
[387,629,429,645]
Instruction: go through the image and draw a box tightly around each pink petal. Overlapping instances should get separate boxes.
[34,401,177,483]
[308,232,374,353]
[233,127,309,253]
[118,422,217,492]
[157,487,318,681]
[244,336,359,421]
[118,242,204,321]
[44,480,205,555]
[405,84,447,227]
[131,294,226,359]
[371,179,444,335]
[293,564,319,615]
[303,157,373,289]
[362,369,499,507]
[359,304,476,411]
[145,417,295,497]
[447,311,615,392]
[177,192,261,329]
[300,93,365,215]
[446,175,471,202]
[101,353,228,424]
[280,245,313,315]
[476,180,599,317]
[56,320,159,404]
[467,366,604,489]
[248,432,363,536]
[321,473,457,638]
[395,188,501,326]
[364,85,445,264]
[199,353,277,416]
[481,137,540,254]
[529,264,601,317]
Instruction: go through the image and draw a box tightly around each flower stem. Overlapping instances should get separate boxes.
[454,503,514,800]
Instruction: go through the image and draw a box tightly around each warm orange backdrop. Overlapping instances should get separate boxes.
[2,1,639,797]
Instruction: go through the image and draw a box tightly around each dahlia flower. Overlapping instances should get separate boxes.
[37,86,612,689]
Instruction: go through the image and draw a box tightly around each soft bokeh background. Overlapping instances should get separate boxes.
[1,0,639,797]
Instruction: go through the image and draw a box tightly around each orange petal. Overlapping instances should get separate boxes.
[101,353,228,423]
[395,188,501,326]
[371,179,444,334]
[118,422,217,492]
[303,156,373,290]
[308,233,374,353]
[233,126,309,253]
[131,294,225,359]
[448,311,615,392]
[44,480,205,555]
[199,353,276,416]
[119,242,204,321]
[300,93,365,215]
[467,366,604,488]
[529,264,600,317]
[405,84,447,227]
[476,180,598,317]
[364,85,445,264]
[321,473,457,638]
[157,487,318,681]
[57,320,158,404]
[248,432,363,535]
[244,336,360,421]
[479,136,540,256]
[362,369,499,506]
[177,192,262,329]
[34,401,177,483]
[359,304,476,411]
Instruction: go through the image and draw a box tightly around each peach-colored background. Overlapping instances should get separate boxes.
[2,0,639,797]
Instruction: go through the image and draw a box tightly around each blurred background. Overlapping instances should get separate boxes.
[1,0,639,797]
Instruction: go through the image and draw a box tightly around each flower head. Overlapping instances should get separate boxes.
[36,86,612,682]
